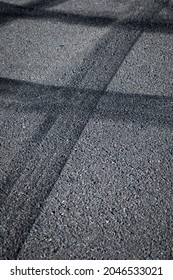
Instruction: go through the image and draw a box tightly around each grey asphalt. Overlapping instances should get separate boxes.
[0,0,173,259]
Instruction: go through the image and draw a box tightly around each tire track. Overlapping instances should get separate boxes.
[0,0,169,259]
[0,26,141,259]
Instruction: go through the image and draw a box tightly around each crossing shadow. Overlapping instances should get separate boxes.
[0,76,173,259]
[0,0,172,261]
[0,0,173,32]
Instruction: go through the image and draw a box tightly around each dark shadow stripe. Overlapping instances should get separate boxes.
[18,93,173,261]
[0,0,172,31]
[70,25,142,89]
[0,2,114,27]
[1,86,173,259]
[0,25,153,260]
[0,0,171,259]
[1,7,173,32]
[0,77,62,103]
[0,84,104,259]
[96,90,173,128]
[0,80,89,205]
[121,18,173,34]
[0,24,141,206]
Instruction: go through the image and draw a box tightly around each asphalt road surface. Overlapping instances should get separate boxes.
[0,0,173,259]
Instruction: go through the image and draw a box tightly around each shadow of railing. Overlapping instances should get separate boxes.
[0,0,173,260]
[0,0,173,32]
[0,1,114,26]
[0,76,173,259]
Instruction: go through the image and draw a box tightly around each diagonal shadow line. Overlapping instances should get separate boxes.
[0,77,173,259]
[0,78,103,197]
[1,77,173,123]
[0,1,172,259]
[0,79,105,259]
[0,1,173,32]
[0,0,170,192]
[0,0,115,27]
[0,0,171,208]
[0,23,142,203]
[121,18,173,34]
[0,5,115,27]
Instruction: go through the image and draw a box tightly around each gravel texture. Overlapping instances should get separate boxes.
[18,90,173,259]
[0,0,172,260]
[108,32,173,97]
[0,17,108,86]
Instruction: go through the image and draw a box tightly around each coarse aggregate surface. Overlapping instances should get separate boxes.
[0,17,108,86]
[108,32,173,96]
[19,90,173,259]
[0,0,173,260]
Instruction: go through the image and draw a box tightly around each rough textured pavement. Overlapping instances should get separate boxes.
[0,0,173,259]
